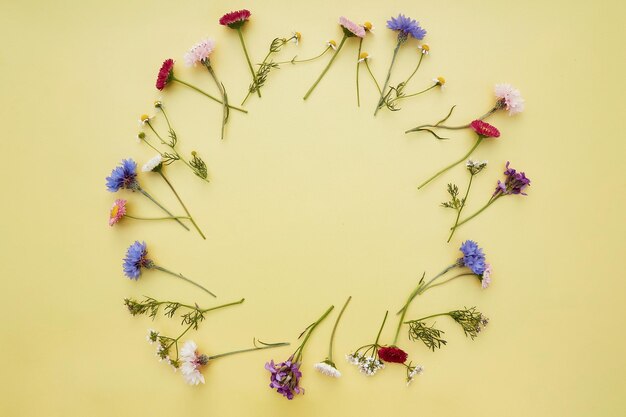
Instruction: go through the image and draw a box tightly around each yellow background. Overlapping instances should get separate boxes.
[1,0,624,415]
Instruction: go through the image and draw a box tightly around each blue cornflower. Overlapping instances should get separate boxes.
[459,240,486,275]
[123,241,152,280]
[106,159,138,192]
[386,14,426,40]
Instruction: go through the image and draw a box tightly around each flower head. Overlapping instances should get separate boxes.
[180,340,209,385]
[378,346,408,363]
[481,263,492,289]
[339,16,366,38]
[494,83,525,115]
[156,59,175,91]
[327,40,337,50]
[470,120,500,138]
[142,155,163,172]
[346,352,385,376]
[109,199,127,226]
[138,114,153,126]
[418,44,430,54]
[406,364,424,386]
[459,240,487,275]
[123,241,152,279]
[184,38,216,67]
[363,21,374,32]
[466,159,488,175]
[386,14,426,41]
[219,9,251,29]
[358,52,370,63]
[106,159,138,192]
[434,76,446,88]
[265,357,303,400]
[292,31,302,45]
[146,329,159,344]
[494,161,531,197]
[313,360,341,378]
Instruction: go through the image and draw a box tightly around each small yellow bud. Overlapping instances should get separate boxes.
[420,44,430,53]
[191,151,197,157]
[140,114,150,122]
[154,100,162,108]
[437,76,446,86]
[137,132,146,139]
[295,32,302,41]
[359,52,369,61]
[363,21,373,31]
[328,40,337,47]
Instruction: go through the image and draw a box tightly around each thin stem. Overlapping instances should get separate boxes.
[399,84,437,100]
[447,174,474,243]
[417,137,484,190]
[158,171,206,240]
[356,38,363,107]
[152,265,216,298]
[137,187,189,231]
[365,60,382,94]
[205,62,228,140]
[201,298,244,313]
[375,38,402,115]
[374,311,389,346]
[328,296,351,362]
[303,34,348,100]
[237,28,261,98]
[454,195,501,229]
[171,78,248,113]
[397,265,459,315]
[294,305,335,362]
[405,312,450,323]
[209,341,290,360]
[403,53,424,87]
[421,273,474,292]
[139,136,164,155]
[407,105,498,133]
[275,46,331,64]
[125,214,190,221]
[416,264,460,296]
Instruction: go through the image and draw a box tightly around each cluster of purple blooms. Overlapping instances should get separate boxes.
[386,14,427,41]
[494,161,531,197]
[265,357,303,399]
[458,240,487,275]
[123,241,151,279]
[106,159,139,192]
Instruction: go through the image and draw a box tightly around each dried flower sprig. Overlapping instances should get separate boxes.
[406,307,489,350]
[303,17,366,100]
[314,296,351,378]
[374,14,426,115]
[241,33,300,105]
[109,198,190,226]
[406,83,524,137]
[122,241,216,297]
[451,161,530,233]
[417,120,500,190]
[443,160,488,242]
[346,311,388,376]
[106,159,189,232]
[266,305,334,399]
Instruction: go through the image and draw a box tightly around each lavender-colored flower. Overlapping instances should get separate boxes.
[106,159,138,192]
[123,241,152,279]
[494,161,531,197]
[386,14,426,41]
[459,240,486,275]
[265,357,303,400]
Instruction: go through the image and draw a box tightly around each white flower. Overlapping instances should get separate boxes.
[184,38,216,67]
[418,44,430,55]
[314,362,342,378]
[138,114,153,126]
[142,154,163,172]
[180,340,208,386]
[494,83,525,115]
[292,32,301,45]
[146,329,159,344]
[358,52,370,63]
[327,40,337,50]
[407,365,424,386]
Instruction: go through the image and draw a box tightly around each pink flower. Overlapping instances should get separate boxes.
[219,9,251,28]
[184,38,216,67]
[470,120,500,138]
[156,59,174,90]
[109,199,127,226]
[494,83,525,115]
[481,263,492,289]
[339,16,366,38]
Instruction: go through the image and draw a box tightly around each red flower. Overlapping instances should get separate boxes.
[470,120,500,138]
[219,9,251,28]
[378,346,408,364]
[156,59,174,91]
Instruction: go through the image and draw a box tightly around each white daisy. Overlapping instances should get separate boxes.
[142,154,163,172]
[180,340,208,386]
[407,365,424,386]
[314,361,342,378]
[327,40,337,50]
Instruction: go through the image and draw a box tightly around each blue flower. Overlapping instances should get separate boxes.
[459,240,486,275]
[123,241,151,280]
[106,159,138,192]
[386,14,426,40]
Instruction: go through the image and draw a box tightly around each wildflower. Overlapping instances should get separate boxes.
[406,364,424,386]
[339,16,366,38]
[363,21,374,32]
[418,44,430,54]
[106,159,138,192]
[138,114,153,126]
[314,296,350,379]
[459,240,487,275]
[146,329,159,344]
[292,31,301,44]
[180,340,208,385]
[378,346,408,363]
[358,52,370,62]
[434,76,446,87]
[327,39,337,50]
[109,199,127,226]
[142,154,163,172]
[184,38,216,67]
[347,311,388,376]
[481,263,492,288]
[470,120,500,138]
[466,159,488,175]
[156,59,175,91]
[218,9,251,28]
[495,83,525,115]
[313,361,341,378]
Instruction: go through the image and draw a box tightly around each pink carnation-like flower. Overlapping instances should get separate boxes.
[339,16,366,38]
[109,199,127,226]
[156,59,174,90]
[470,120,500,138]
[184,38,216,67]
[494,83,525,115]
[219,9,251,28]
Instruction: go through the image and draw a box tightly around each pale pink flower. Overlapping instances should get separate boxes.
[339,16,366,38]
[481,263,492,289]
[184,38,216,67]
[109,199,127,226]
[180,340,208,385]
[494,83,525,115]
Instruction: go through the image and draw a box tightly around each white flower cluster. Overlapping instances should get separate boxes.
[406,365,424,386]
[314,362,342,378]
[466,159,488,175]
[346,352,385,376]
[180,340,207,386]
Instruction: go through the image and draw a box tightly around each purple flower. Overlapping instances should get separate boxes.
[123,241,152,279]
[494,161,531,197]
[386,14,426,40]
[106,159,138,192]
[265,357,303,400]
[459,240,486,275]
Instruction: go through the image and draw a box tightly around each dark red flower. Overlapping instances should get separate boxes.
[470,120,500,138]
[378,346,408,364]
[156,59,174,91]
[219,9,251,28]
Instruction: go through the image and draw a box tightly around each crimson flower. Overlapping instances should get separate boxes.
[378,346,408,363]
[156,59,175,90]
[470,120,500,138]
[219,9,251,28]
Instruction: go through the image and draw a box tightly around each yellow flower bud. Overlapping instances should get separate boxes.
[363,21,373,31]
[437,76,446,86]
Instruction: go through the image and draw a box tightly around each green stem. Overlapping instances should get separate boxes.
[158,171,206,240]
[237,28,261,98]
[375,38,402,115]
[365,60,381,94]
[151,265,216,298]
[275,46,331,64]
[139,136,164,155]
[454,195,501,229]
[137,187,189,231]
[403,53,424,87]
[399,83,437,100]
[406,105,498,133]
[397,264,459,315]
[303,34,348,100]
[421,273,474,292]
[209,341,290,360]
[374,311,389,346]
[416,264,459,296]
[356,38,363,107]
[294,305,335,362]
[447,174,474,243]
[171,78,247,113]
[125,215,190,221]
[417,137,484,190]
[405,312,450,323]
[328,296,351,362]
[205,62,228,140]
